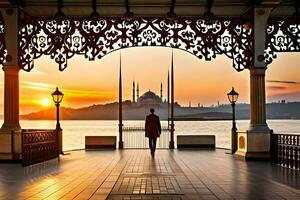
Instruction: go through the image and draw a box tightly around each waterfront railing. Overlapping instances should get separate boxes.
[21,129,59,166]
[123,126,169,148]
[271,133,300,170]
[123,126,169,132]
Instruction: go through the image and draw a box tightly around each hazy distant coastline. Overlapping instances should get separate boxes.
[20,101,300,120]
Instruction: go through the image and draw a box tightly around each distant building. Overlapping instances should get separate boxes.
[137,90,164,106]
[137,83,139,100]
[132,81,135,102]
[131,81,175,108]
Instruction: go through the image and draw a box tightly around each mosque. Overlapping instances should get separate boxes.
[131,81,169,108]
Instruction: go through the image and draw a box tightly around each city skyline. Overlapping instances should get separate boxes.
[0,47,299,114]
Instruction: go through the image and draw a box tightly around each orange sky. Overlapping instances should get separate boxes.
[0,47,299,114]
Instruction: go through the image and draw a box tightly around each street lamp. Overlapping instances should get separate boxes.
[227,87,239,154]
[52,87,64,130]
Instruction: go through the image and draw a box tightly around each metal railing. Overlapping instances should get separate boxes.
[123,126,169,132]
[271,133,300,170]
[22,129,59,166]
[123,126,170,148]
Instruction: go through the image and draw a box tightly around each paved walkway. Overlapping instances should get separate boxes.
[0,149,300,200]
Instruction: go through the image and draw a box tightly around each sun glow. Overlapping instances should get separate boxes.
[41,99,51,107]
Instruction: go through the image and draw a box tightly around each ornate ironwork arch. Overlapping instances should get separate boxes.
[265,19,300,64]
[17,12,253,72]
[1,11,300,72]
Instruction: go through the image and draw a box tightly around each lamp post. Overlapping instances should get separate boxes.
[52,87,64,130]
[227,87,239,154]
[52,87,64,154]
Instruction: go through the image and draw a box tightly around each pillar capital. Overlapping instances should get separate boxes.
[250,67,266,76]
[2,66,21,75]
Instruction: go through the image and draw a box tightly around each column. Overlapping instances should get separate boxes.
[249,67,269,132]
[0,7,22,160]
[235,5,277,160]
[0,66,21,160]
[1,66,21,132]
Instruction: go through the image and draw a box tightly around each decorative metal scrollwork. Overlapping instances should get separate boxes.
[18,13,253,72]
[22,129,58,166]
[0,11,297,72]
[0,11,7,65]
[265,19,300,64]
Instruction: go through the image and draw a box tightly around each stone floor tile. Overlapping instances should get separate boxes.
[0,149,299,200]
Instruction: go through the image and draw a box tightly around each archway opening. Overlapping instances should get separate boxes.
[12,46,252,151]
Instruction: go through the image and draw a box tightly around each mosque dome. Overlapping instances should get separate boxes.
[143,91,157,99]
[137,90,162,105]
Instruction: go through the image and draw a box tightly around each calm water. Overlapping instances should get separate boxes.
[17,120,300,151]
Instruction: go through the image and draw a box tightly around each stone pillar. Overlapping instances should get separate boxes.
[0,66,21,160]
[235,5,278,160]
[1,66,21,132]
[0,7,22,160]
[249,68,269,132]
[235,67,272,160]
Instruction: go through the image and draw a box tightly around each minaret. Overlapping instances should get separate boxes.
[160,82,163,99]
[132,80,135,102]
[136,83,139,100]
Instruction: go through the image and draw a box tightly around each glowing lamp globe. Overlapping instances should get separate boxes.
[51,87,64,104]
[227,87,239,104]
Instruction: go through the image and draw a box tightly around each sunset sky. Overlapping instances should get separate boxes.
[0,47,299,114]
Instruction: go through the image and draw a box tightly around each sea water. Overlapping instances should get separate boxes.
[16,120,300,151]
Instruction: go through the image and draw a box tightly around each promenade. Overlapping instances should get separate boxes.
[0,149,300,200]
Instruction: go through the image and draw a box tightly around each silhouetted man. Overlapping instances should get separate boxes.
[145,108,161,156]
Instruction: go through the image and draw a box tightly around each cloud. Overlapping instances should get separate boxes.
[267,80,299,84]
[20,81,115,98]
[21,68,46,75]
[267,86,287,90]
[20,81,55,91]
[62,89,115,98]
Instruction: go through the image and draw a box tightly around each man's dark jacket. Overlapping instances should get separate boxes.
[145,113,161,138]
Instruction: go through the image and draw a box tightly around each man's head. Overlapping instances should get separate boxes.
[150,108,155,114]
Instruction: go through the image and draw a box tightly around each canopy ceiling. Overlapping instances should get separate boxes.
[0,0,297,18]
